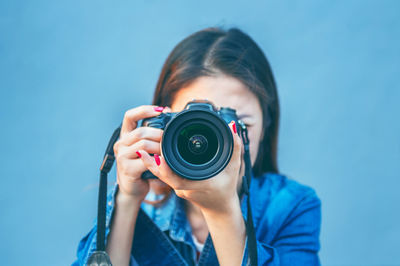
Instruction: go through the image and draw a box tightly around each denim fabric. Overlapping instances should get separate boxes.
[72,172,321,265]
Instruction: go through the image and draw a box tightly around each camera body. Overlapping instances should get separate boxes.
[140,99,241,180]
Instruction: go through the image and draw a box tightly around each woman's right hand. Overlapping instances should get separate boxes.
[113,105,169,202]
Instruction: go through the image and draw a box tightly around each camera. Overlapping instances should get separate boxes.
[140,99,241,180]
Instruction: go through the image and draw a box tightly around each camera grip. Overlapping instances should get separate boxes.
[141,170,157,179]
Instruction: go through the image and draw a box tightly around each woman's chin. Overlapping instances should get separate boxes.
[149,179,171,195]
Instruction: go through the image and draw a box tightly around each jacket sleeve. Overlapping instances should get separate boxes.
[72,183,120,266]
[241,191,321,266]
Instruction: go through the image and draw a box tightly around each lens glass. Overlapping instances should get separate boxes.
[177,123,218,165]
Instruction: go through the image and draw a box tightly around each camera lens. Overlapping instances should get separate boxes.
[177,123,218,165]
[161,108,234,180]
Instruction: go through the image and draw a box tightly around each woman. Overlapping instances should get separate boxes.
[73,27,321,266]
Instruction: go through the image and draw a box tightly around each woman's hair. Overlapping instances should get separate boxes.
[152,27,280,177]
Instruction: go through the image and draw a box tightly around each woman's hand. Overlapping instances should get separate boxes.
[137,117,247,266]
[113,105,169,202]
[106,105,173,266]
[137,120,244,213]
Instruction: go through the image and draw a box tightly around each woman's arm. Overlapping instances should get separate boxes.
[200,195,246,266]
[105,191,141,266]
[73,105,169,265]
[104,106,166,265]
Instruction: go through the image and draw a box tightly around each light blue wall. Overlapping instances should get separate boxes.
[1,1,399,265]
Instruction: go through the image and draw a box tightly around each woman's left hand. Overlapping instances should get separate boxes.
[137,120,244,214]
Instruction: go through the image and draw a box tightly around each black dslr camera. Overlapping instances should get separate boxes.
[140,100,242,180]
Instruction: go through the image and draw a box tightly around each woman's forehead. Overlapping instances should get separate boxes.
[171,75,260,116]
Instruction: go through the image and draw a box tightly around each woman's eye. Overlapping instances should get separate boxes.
[242,123,251,128]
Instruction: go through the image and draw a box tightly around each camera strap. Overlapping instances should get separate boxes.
[238,121,258,266]
[88,122,258,265]
[87,126,121,266]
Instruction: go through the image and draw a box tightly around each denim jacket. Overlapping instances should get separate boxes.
[73,172,321,265]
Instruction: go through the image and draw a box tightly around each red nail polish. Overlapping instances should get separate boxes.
[136,151,142,158]
[154,106,164,112]
[154,154,161,166]
[232,121,237,134]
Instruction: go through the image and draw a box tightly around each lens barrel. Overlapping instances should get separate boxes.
[162,109,234,180]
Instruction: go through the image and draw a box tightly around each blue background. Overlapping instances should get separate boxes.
[1,1,399,265]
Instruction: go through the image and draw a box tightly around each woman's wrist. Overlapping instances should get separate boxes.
[116,190,144,210]
[200,193,242,220]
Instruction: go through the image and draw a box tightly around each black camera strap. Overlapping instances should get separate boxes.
[88,122,258,266]
[87,126,120,266]
[238,120,258,266]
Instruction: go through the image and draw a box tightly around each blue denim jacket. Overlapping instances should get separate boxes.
[73,172,321,265]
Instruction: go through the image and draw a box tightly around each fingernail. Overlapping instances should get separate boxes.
[136,151,142,158]
[154,154,161,166]
[232,121,237,134]
[154,106,164,112]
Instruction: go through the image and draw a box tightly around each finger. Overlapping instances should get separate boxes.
[120,105,165,136]
[117,139,161,159]
[137,150,186,190]
[137,150,161,178]
[155,154,189,190]
[162,106,172,113]
[116,158,148,180]
[119,127,163,146]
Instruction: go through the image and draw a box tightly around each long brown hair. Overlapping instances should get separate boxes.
[152,27,280,177]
